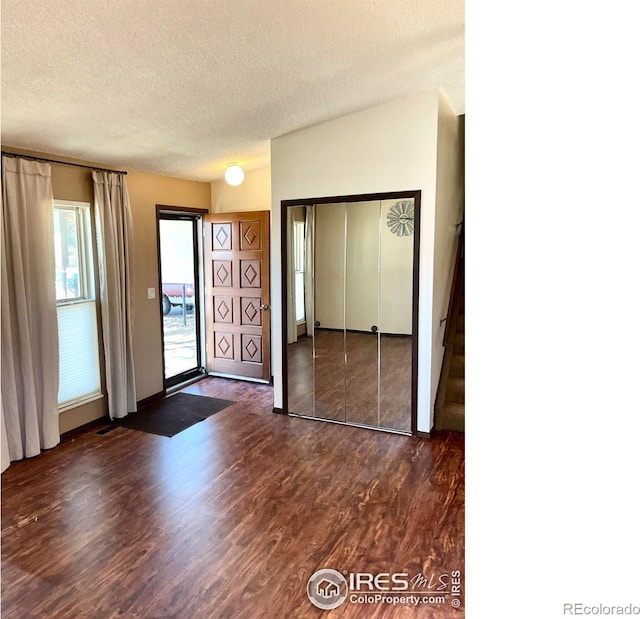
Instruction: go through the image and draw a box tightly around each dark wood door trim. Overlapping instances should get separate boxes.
[156,205,209,216]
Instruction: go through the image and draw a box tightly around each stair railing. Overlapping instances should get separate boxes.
[442,219,464,347]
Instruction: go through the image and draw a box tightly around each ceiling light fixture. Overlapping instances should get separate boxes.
[224,164,244,186]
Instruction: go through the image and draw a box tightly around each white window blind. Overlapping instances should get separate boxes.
[57,302,101,409]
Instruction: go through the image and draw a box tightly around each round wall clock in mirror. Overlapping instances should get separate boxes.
[386,200,415,236]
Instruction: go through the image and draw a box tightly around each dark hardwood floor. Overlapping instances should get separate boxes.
[1,377,464,618]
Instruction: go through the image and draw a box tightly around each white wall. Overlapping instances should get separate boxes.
[271,92,440,432]
[431,98,465,415]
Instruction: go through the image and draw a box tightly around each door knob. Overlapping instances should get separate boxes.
[259,304,270,311]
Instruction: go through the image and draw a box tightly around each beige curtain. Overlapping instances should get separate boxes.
[1,156,59,467]
[93,172,137,419]
[1,400,10,472]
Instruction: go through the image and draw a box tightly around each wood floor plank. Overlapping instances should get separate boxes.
[2,377,464,618]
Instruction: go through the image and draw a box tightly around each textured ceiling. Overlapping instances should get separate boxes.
[1,0,464,181]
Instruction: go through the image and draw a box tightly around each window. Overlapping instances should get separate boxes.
[293,220,305,323]
[53,201,102,411]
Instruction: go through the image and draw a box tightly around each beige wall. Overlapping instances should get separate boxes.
[210,166,271,212]
[126,170,210,402]
[431,101,465,412]
[1,147,211,433]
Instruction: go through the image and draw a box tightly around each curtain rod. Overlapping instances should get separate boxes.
[1,151,127,175]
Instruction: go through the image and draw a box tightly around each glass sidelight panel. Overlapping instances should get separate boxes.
[159,216,202,387]
[345,201,380,427]
[313,203,346,421]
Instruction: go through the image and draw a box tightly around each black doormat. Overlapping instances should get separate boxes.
[116,393,235,437]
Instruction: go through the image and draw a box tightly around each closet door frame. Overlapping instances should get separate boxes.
[280,190,421,436]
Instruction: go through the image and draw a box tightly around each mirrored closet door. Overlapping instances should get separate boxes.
[284,192,419,435]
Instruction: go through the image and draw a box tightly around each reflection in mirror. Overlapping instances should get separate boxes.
[287,206,314,415]
[285,193,416,434]
[287,334,314,416]
[345,201,380,427]
[313,203,346,421]
[378,198,414,431]
[379,335,412,432]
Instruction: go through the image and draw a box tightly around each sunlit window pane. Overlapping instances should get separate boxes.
[293,221,305,322]
[53,208,81,301]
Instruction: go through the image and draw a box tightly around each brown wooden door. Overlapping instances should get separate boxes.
[204,211,271,382]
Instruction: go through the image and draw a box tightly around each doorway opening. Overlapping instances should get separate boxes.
[157,207,207,389]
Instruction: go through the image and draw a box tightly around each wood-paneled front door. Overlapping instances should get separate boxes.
[204,211,271,382]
